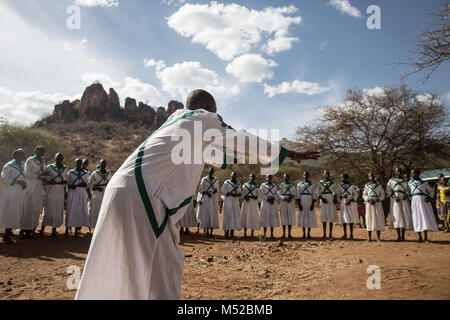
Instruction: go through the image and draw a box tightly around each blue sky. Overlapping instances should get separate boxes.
[0,0,448,139]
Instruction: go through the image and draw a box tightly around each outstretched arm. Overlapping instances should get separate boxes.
[286,150,322,164]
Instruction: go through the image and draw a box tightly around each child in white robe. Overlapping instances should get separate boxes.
[221,172,242,239]
[278,173,296,238]
[338,173,359,239]
[409,169,438,242]
[386,168,413,241]
[88,160,112,231]
[196,168,220,237]
[21,146,49,237]
[363,172,386,241]
[241,174,260,238]
[297,172,317,239]
[260,175,280,238]
[66,159,89,237]
[317,170,339,239]
[40,153,68,237]
[0,149,27,244]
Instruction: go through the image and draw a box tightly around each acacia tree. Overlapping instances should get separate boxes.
[294,86,450,186]
[401,4,450,81]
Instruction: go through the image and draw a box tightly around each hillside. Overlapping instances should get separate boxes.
[33,82,184,170]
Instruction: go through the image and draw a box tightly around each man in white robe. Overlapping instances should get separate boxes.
[241,173,260,238]
[196,167,220,237]
[88,159,112,231]
[317,170,339,239]
[297,172,317,239]
[278,173,296,238]
[260,175,280,238]
[21,146,49,238]
[66,159,89,237]
[386,168,413,241]
[76,89,320,300]
[40,153,68,237]
[409,169,438,242]
[338,173,359,240]
[0,149,27,244]
[363,172,386,241]
[221,172,242,239]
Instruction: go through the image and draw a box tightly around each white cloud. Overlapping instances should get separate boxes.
[226,54,277,83]
[82,73,120,89]
[264,80,335,97]
[118,77,165,107]
[329,0,361,18]
[143,58,167,73]
[76,0,119,7]
[146,59,239,103]
[0,87,12,97]
[167,2,301,61]
[363,86,386,97]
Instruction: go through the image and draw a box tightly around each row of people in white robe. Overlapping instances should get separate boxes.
[0,157,112,231]
[180,177,439,234]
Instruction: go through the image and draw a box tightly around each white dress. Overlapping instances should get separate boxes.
[409,179,438,232]
[196,176,220,229]
[386,178,413,229]
[278,182,296,226]
[42,163,68,227]
[317,180,339,223]
[363,182,386,231]
[221,180,242,231]
[21,156,46,230]
[66,169,89,228]
[0,160,26,229]
[240,182,260,230]
[296,181,317,228]
[338,183,359,224]
[260,182,280,228]
[178,197,198,228]
[76,109,287,300]
[88,170,112,228]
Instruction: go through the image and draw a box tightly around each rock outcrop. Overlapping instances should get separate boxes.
[41,82,184,129]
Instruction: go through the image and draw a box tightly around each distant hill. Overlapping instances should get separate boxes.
[34,82,184,170]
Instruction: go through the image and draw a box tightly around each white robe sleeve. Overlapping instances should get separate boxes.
[1,164,13,185]
[24,158,38,180]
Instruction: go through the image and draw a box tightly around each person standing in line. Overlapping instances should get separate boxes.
[260,175,280,238]
[241,173,260,238]
[196,167,220,237]
[88,159,112,233]
[338,173,359,240]
[40,153,68,237]
[297,172,317,240]
[317,170,338,239]
[278,173,296,238]
[363,172,386,242]
[221,172,242,239]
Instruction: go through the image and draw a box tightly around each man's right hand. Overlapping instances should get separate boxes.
[321,197,328,204]
[16,181,27,190]
[298,203,303,211]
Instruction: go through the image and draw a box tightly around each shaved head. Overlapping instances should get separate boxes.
[186,89,217,113]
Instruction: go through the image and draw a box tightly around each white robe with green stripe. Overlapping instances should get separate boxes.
[76,109,287,300]
[408,179,438,232]
[240,182,260,230]
[88,170,113,228]
[21,156,46,230]
[363,182,386,231]
[386,178,413,229]
[42,164,68,227]
[0,160,26,229]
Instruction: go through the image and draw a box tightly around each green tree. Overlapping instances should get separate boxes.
[294,86,450,186]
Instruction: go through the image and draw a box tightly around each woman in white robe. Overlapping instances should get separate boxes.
[278,174,296,238]
[0,149,27,244]
[363,172,386,241]
[76,90,320,300]
[66,159,89,236]
[88,160,112,230]
[317,171,339,238]
[241,174,260,237]
[41,154,68,237]
[338,174,359,239]
[260,175,280,238]
[386,168,413,241]
[409,169,438,242]
[297,172,317,239]
[21,147,48,236]
[196,169,220,236]
[221,173,242,238]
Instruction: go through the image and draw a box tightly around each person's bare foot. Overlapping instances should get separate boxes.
[340,235,347,240]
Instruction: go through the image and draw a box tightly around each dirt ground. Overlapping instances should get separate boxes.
[1,209,449,300]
